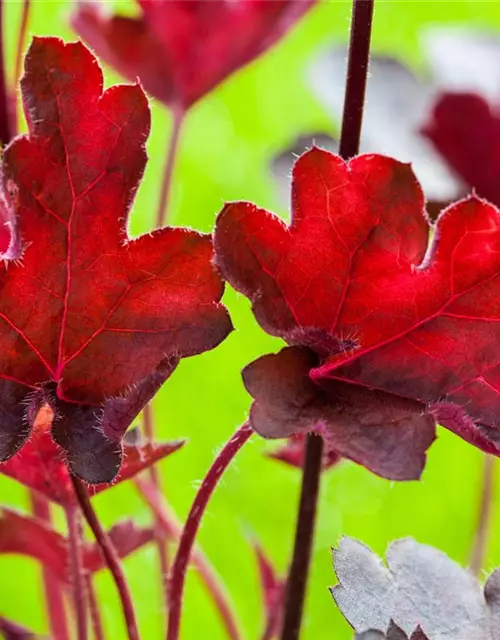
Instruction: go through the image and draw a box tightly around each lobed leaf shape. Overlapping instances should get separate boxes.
[0,508,154,583]
[423,92,500,208]
[0,37,231,481]
[215,147,500,477]
[72,0,316,109]
[0,405,184,507]
[355,622,429,640]
[331,536,500,639]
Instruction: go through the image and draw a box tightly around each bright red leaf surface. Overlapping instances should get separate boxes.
[0,508,153,582]
[1,405,184,507]
[215,147,500,479]
[423,92,500,208]
[267,432,341,470]
[0,37,231,482]
[72,0,316,109]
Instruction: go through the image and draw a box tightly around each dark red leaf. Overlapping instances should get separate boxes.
[0,617,36,640]
[0,508,67,579]
[244,347,435,481]
[72,0,316,109]
[83,519,155,574]
[0,404,184,506]
[423,93,500,208]
[0,507,153,582]
[0,37,231,481]
[267,432,342,470]
[215,147,500,475]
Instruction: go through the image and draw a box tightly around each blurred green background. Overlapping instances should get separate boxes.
[1,1,500,638]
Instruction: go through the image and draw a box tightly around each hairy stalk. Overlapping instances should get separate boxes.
[135,477,242,640]
[30,492,70,640]
[0,0,11,145]
[280,2,374,638]
[143,404,170,620]
[71,476,140,640]
[86,576,105,640]
[66,507,88,640]
[166,422,253,640]
[470,454,496,576]
[11,0,30,133]
[155,106,185,228]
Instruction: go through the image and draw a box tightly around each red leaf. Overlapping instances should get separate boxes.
[0,37,231,481]
[0,508,67,579]
[83,519,155,574]
[215,147,500,476]
[423,93,500,208]
[0,508,153,581]
[0,617,36,639]
[72,0,316,109]
[253,542,285,639]
[0,404,184,506]
[267,432,341,470]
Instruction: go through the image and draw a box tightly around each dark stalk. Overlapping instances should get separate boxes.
[86,575,105,640]
[71,476,140,640]
[280,2,374,639]
[0,0,12,145]
[166,422,253,640]
[66,507,88,640]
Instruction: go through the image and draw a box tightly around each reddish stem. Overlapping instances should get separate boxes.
[86,575,105,640]
[279,434,323,640]
[469,454,496,576]
[135,477,242,640]
[0,0,12,145]
[280,2,374,638]
[71,476,140,640]
[155,106,185,228]
[11,0,30,134]
[66,506,88,640]
[30,492,70,640]
[166,423,253,640]
[143,404,170,620]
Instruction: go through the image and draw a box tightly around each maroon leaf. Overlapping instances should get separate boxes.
[72,0,316,109]
[423,92,500,208]
[0,617,37,640]
[215,147,500,477]
[0,37,231,482]
[267,432,341,470]
[332,536,500,639]
[244,347,435,481]
[0,405,184,507]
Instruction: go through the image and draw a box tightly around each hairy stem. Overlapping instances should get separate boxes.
[279,434,324,640]
[155,106,185,228]
[470,454,496,576]
[71,476,140,640]
[143,404,170,620]
[66,506,88,640]
[0,0,12,145]
[338,0,374,160]
[86,575,105,640]
[135,477,242,640]
[280,3,374,638]
[30,492,70,640]
[166,423,253,640]
[11,0,30,134]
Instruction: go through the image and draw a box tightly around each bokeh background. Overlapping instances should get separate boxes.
[1,1,500,638]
